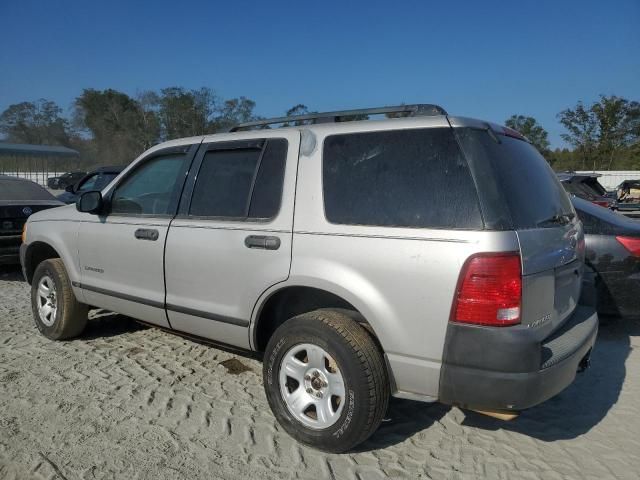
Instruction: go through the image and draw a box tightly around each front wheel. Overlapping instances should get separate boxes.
[31,259,88,340]
[263,309,389,452]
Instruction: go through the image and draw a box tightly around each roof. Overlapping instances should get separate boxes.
[0,142,79,158]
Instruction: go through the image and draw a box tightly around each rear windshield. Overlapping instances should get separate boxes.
[322,127,483,229]
[456,128,574,229]
[0,178,56,201]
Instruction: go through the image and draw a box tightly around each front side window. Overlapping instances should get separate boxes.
[189,138,287,219]
[322,128,483,229]
[111,154,188,215]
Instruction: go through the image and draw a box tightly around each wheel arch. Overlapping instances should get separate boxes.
[23,241,61,284]
[250,280,391,359]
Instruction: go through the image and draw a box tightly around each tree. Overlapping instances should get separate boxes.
[157,87,217,139]
[73,89,160,165]
[591,95,640,169]
[281,104,311,126]
[0,99,73,146]
[558,95,639,170]
[505,115,550,154]
[210,96,258,132]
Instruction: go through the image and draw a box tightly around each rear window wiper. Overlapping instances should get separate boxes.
[536,212,575,228]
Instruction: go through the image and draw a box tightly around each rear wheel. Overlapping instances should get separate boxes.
[31,259,88,340]
[263,309,389,452]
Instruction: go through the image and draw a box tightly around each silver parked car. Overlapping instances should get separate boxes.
[20,105,598,452]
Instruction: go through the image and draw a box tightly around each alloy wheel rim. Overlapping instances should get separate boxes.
[37,275,57,327]
[279,343,346,429]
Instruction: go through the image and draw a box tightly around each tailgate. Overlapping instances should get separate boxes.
[518,220,584,332]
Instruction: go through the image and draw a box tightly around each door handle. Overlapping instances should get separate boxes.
[244,235,280,250]
[134,228,159,241]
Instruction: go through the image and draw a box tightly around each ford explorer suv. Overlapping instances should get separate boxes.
[20,104,598,452]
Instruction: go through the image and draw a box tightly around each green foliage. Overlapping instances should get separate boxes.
[73,89,160,165]
[2,91,638,172]
[0,99,72,146]
[505,115,550,154]
[157,87,217,139]
[557,95,640,170]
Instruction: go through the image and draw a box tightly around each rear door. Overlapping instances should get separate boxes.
[164,132,299,348]
[456,126,583,331]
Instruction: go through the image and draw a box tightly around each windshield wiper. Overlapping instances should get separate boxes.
[536,212,575,228]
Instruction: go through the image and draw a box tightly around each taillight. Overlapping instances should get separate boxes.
[616,236,640,257]
[451,253,522,327]
[592,200,611,208]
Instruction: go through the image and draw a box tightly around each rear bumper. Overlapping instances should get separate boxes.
[439,305,598,411]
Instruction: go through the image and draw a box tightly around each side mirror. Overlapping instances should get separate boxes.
[65,183,76,193]
[76,191,103,214]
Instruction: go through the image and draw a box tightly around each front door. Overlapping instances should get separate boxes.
[164,132,299,348]
[77,144,198,327]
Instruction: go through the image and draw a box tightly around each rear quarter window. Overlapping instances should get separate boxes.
[322,128,483,229]
[456,128,574,230]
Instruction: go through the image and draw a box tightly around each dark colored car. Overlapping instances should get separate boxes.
[56,165,125,204]
[47,171,86,190]
[558,172,615,209]
[573,196,640,318]
[0,175,63,264]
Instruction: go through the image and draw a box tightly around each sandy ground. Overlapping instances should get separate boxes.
[1,266,639,480]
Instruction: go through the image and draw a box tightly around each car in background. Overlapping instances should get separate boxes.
[613,179,640,218]
[557,172,615,209]
[56,165,125,204]
[573,196,640,318]
[0,175,63,264]
[47,171,86,190]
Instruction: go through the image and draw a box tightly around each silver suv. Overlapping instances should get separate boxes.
[20,104,598,452]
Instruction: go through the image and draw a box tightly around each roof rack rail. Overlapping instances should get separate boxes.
[229,103,447,132]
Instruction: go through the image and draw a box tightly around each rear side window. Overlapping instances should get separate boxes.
[456,129,574,230]
[322,128,483,229]
[189,138,287,219]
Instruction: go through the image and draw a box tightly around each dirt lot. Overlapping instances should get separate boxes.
[1,266,639,480]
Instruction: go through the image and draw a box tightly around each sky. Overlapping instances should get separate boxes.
[1,0,638,148]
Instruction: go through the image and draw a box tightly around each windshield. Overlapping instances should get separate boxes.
[456,128,574,229]
[0,178,57,201]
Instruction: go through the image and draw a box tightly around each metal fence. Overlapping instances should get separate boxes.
[0,143,81,187]
[0,171,68,187]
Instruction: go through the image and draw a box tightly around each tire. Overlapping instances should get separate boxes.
[31,258,88,340]
[263,309,389,452]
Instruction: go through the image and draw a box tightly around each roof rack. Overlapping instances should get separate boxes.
[229,104,447,132]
